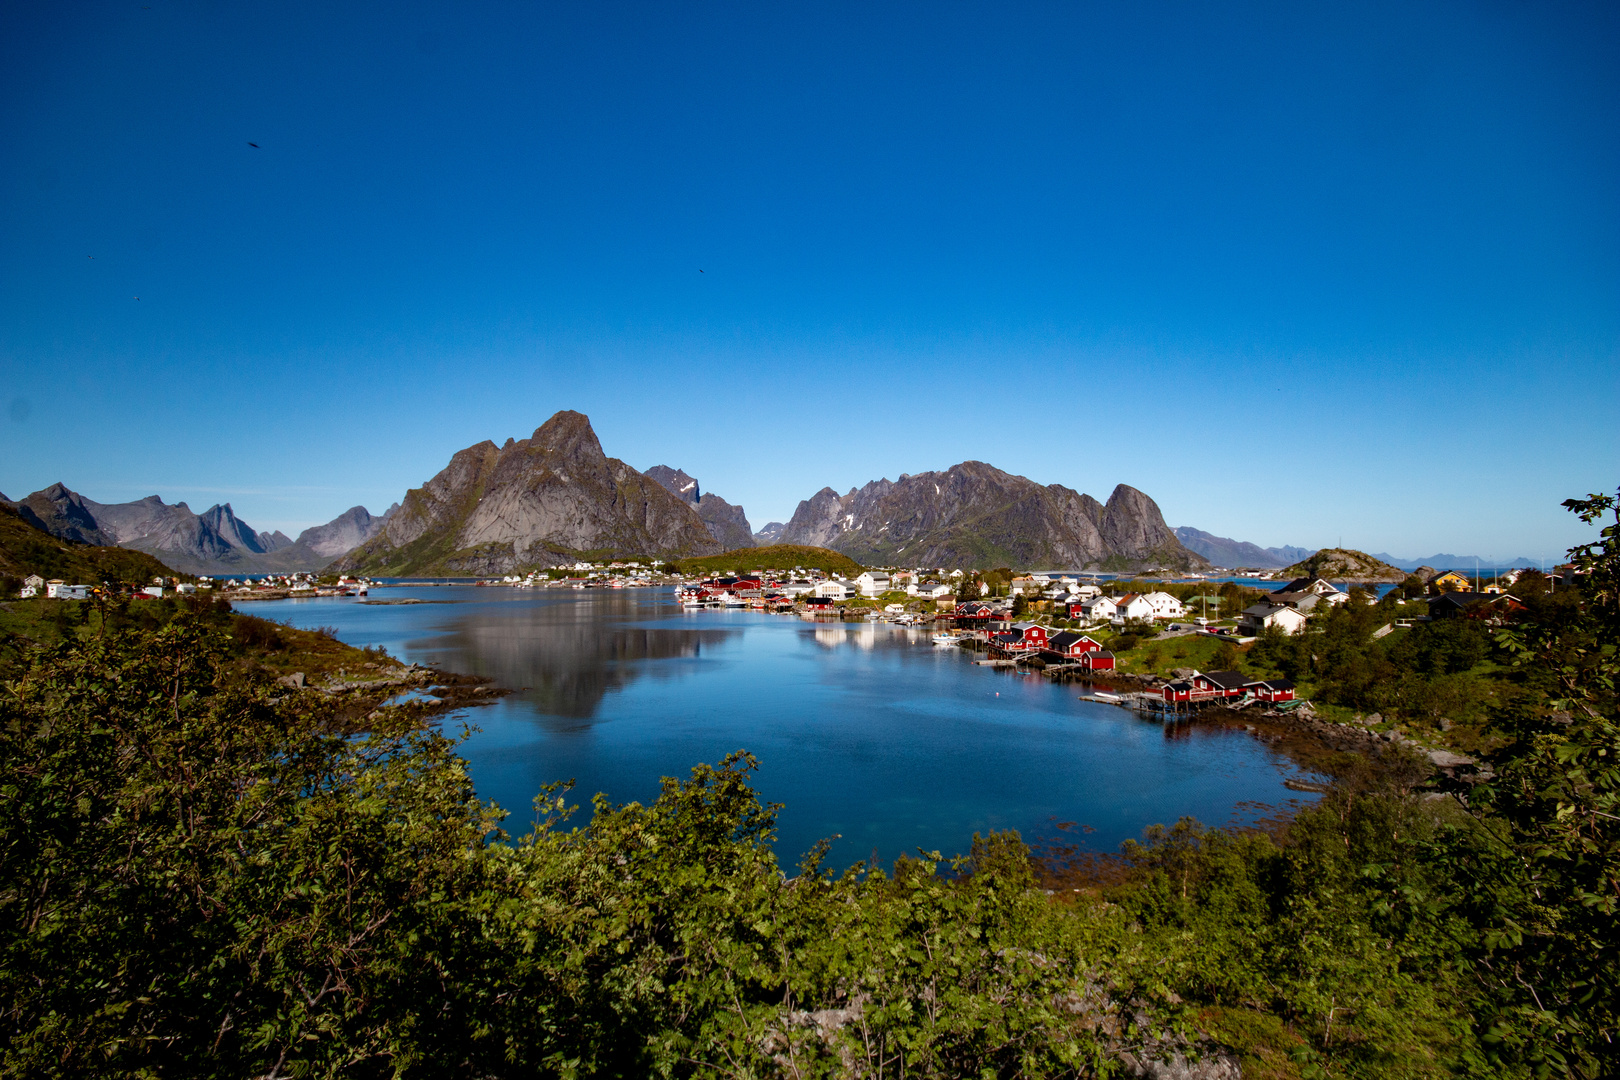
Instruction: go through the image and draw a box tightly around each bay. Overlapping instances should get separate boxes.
[248,586,1321,868]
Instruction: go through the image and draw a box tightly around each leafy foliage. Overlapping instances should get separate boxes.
[0,487,1616,1078]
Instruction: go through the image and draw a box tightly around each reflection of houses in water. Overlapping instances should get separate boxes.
[812,623,879,651]
[419,593,737,720]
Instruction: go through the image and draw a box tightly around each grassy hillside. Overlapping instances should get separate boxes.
[0,503,185,589]
[1280,547,1405,582]
[674,544,864,577]
[0,594,383,681]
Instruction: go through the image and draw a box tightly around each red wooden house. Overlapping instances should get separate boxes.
[1246,679,1296,702]
[1079,650,1116,671]
[1010,622,1051,649]
[1047,631,1103,658]
[1192,670,1251,698]
[1162,680,1195,703]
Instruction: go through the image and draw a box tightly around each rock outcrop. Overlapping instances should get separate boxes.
[752,521,785,545]
[777,462,1206,571]
[645,465,756,551]
[1174,526,1314,569]
[338,412,721,576]
[1279,547,1405,582]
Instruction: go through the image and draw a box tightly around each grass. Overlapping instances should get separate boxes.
[674,544,863,577]
[1114,632,1241,677]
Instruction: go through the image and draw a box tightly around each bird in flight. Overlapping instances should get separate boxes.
[248,142,260,148]
[87,255,94,259]
[698,269,704,273]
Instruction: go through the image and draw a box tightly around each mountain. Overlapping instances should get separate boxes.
[777,462,1206,571]
[337,411,721,576]
[295,504,395,559]
[1279,548,1406,582]
[1370,552,1539,571]
[753,522,785,545]
[645,465,756,551]
[644,466,700,503]
[1174,527,1315,569]
[11,484,388,574]
[13,483,112,546]
[0,501,183,587]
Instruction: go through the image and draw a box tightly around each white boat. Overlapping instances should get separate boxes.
[721,593,747,607]
[931,632,961,646]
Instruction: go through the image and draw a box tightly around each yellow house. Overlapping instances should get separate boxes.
[1428,570,1472,592]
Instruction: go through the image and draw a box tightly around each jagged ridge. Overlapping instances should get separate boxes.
[337,411,721,576]
[777,462,1206,571]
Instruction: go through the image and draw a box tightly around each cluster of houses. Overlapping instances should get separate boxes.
[17,574,199,600]
[1161,670,1297,704]
[966,618,1119,671]
[1236,577,1351,636]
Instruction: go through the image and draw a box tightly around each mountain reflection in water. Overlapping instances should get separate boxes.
[411,592,737,723]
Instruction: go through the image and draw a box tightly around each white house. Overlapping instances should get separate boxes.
[855,571,892,597]
[815,579,853,600]
[142,585,164,599]
[1080,596,1118,622]
[1112,594,1157,623]
[1141,591,1186,620]
[1240,603,1310,636]
[909,582,954,599]
[47,581,90,600]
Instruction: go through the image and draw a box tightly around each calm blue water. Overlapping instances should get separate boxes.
[248,587,1320,868]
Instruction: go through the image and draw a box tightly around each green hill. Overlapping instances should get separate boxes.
[1279,547,1405,582]
[673,544,863,577]
[0,503,184,589]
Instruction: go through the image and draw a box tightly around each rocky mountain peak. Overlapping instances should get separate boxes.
[339,413,720,575]
[645,466,701,504]
[528,410,606,462]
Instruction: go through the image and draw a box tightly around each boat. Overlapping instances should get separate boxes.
[931,632,962,646]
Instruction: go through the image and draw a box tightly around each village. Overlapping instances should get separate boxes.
[20,555,1548,723]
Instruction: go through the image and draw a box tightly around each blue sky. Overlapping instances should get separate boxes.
[2,0,1615,561]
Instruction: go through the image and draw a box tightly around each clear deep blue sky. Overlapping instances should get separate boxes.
[2,1,1616,560]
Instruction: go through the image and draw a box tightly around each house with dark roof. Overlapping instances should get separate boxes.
[1079,650,1115,671]
[1193,670,1251,697]
[1162,680,1195,703]
[1047,631,1103,658]
[1428,592,1521,623]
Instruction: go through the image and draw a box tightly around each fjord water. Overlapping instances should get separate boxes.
[251,588,1319,867]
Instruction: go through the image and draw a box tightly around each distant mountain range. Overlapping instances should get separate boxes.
[1370,553,1539,571]
[10,410,1537,579]
[332,413,1205,575]
[1173,527,1315,569]
[778,462,1207,571]
[3,483,394,575]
